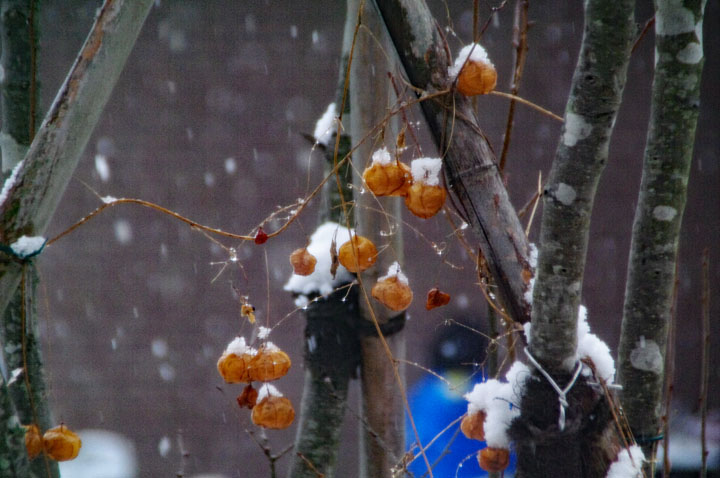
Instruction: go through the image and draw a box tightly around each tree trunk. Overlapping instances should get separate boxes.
[349,2,407,477]
[288,7,360,476]
[618,1,707,473]
[512,0,635,476]
[0,0,39,171]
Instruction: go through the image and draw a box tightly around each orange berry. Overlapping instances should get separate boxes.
[43,425,81,462]
[289,248,317,276]
[362,161,412,197]
[405,183,446,219]
[338,236,378,273]
[477,447,510,472]
[372,276,413,312]
[251,396,295,429]
[247,345,291,382]
[217,352,254,383]
[460,411,486,441]
[457,60,497,96]
[24,424,43,460]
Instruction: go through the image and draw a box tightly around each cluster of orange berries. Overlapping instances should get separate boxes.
[461,410,510,473]
[217,336,294,429]
[362,148,447,220]
[24,423,81,462]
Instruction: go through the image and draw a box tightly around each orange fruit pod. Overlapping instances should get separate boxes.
[426,288,451,310]
[449,43,497,96]
[405,158,446,219]
[43,425,82,462]
[247,344,292,382]
[237,384,259,409]
[477,447,510,472]
[405,183,446,219]
[457,60,497,96]
[24,424,43,460]
[362,147,412,197]
[217,337,256,383]
[460,410,486,441]
[371,262,413,312]
[289,247,317,276]
[338,235,378,273]
[252,395,295,429]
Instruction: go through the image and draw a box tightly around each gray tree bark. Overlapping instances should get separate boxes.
[511,0,636,476]
[374,0,532,325]
[0,0,39,171]
[618,0,707,472]
[288,7,360,477]
[350,3,407,477]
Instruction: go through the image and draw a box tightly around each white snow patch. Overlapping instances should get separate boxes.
[629,337,663,374]
[95,154,111,182]
[313,102,337,146]
[151,338,169,358]
[284,221,354,296]
[8,367,23,386]
[448,43,494,78]
[257,326,271,340]
[0,159,24,206]
[676,42,703,64]
[263,341,280,352]
[575,305,616,383]
[371,147,393,166]
[101,195,118,204]
[465,379,518,448]
[563,112,592,147]
[224,336,255,356]
[656,0,696,36]
[653,205,677,221]
[378,261,409,285]
[224,157,237,174]
[158,363,175,381]
[606,445,645,478]
[113,219,133,244]
[294,295,309,308]
[158,436,171,457]
[10,235,46,258]
[523,322,532,345]
[410,157,442,186]
[505,361,531,401]
[555,182,577,206]
[257,383,283,401]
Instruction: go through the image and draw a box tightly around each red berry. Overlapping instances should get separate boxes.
[254,228,268,245]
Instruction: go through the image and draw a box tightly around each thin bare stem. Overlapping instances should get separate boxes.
[700,248,710,478]
[499,0,529,172]
[489,90,563,122]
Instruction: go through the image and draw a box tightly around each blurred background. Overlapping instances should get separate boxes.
[25,0,719,476]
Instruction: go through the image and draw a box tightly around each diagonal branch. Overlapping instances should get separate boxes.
[0,0,155,318]
[374,0,532,325]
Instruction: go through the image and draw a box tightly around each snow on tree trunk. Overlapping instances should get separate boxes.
[618,0,707,473]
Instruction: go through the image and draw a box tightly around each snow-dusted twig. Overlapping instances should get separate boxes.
[617,1,707,472]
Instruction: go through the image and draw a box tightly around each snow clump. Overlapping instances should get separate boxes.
[410,157,442,186]
[606,445,645,478]
[313,102,337,146]
[448,43,494,78]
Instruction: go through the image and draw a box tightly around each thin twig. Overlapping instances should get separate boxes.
[489,90,563,122]
[700,248,710,478]
[499,0,529,172]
